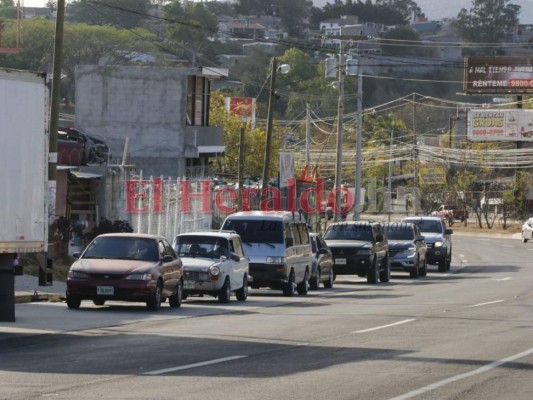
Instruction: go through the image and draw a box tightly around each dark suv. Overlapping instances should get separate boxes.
[402,216,453,272]
[323,221,390,284]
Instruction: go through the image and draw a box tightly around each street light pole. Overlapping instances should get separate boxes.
[334,43,345,221]
[261,58,278,196]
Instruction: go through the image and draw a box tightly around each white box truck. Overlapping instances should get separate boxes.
[0,68,48,321]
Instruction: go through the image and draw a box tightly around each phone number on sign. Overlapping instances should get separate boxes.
[509,79,533,87]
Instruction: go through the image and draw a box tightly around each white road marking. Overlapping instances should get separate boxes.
[142,355,247,375]
[467,300,505,308]
[491,277,513,281]
[353,319,415,334]
[503,245,514,248]
[388,347,533,400]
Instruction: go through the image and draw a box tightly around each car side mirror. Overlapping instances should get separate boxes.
[318,248,328,255]
[285,237,294,247]
[415,235,425,242]
[162,255,174,263]
[72,252,81,259]
[230,253,240,262]
[445,228,453,235]
[375,234,384,242]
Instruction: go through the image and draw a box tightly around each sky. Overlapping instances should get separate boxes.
[21,0,533,24]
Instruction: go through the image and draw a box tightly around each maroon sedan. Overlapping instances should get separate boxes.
[66,233,183,310]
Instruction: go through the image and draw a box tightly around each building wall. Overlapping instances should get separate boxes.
[74,65,196,178]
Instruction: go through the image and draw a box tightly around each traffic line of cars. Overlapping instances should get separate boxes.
[65,213,452,311]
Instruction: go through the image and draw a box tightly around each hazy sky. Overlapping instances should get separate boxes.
[22,0,533,24]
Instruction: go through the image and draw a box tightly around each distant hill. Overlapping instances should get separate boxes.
[311,0,533,24]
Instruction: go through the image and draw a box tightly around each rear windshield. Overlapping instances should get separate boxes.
[323,224,374,241]
[404,219,442,233]
[222,219,283,244]
[385,225,414,240]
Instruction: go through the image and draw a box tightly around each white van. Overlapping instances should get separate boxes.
[221,211,312,296]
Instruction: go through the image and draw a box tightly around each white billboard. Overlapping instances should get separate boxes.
[468,109,533,141]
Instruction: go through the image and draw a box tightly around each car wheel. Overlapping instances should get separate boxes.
[446,253,452,271]
[93,299,105,306]
[438,257,447,272]
[218,277,231,303]
[236,275,248,301]
[283,270,296,297]
[522,232,528,243]
[66,295,81,309]
[367,258,378,284]
[169,280,183,308]
[410,257,420,279]
[146,281,163,311]
[297,269,309,295]
[309,268,320,290]
[324,269,334,289]
[379,255,391,282]
[419,258,427,277]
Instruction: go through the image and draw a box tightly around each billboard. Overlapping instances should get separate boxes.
[464,56,533,94]
[467,109,533,141]
[224,97,256,122]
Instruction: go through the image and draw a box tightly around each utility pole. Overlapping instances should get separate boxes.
[43,0,65,284]
[305,103,311,165]
[237,126,245,210]
[334,42,345,221]
[412,93,418,215]
[388,128,393,222]
[261,58,278,197]
[353,55,363,221]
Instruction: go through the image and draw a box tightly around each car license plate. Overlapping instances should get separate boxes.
[184,280,196,290]
[336,258,347,265]
[97,286,114,295]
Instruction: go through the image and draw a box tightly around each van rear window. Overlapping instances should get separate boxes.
[222,219,283,244]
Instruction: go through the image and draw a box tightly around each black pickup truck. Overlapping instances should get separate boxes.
[323,221,390,284]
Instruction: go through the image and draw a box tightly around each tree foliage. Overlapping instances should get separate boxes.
[163,0,218,64]
[66,0,151,29]
[452,0,520,44]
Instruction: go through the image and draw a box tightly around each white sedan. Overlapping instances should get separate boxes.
[521,217,533,243]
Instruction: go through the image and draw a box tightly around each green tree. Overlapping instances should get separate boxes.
[0,0,14,7]
[66,0,151,29]
[209,92,282,179]
[452,0,520,44]
[381,26,433,57]
[163,0,218,65]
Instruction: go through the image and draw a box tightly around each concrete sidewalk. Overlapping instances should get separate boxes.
[14,274,66,304]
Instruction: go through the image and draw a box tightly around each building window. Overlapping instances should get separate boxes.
[186,75,211,126]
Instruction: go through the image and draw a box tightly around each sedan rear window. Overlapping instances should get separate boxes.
[83,237,159,262]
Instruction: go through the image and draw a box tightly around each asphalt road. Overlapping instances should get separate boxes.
[1,234,532,400]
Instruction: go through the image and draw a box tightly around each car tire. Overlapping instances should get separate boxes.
[236,275,248,301]
[367,258,378,284]
[438,258,447,272]
[169,281,183,308]
[379,255,391,283]
[283,270,296,297]
[182,292,188,301]
[297,269,309,295]
[410,257,420,279]
[66,295,81,309]
[146,281,163,311]
[93,299,105,306]
[419,258,427,277]
[309,268,320,290]
[446,253,452,271]
[218,277,231,303]
[522,233,528,243]
[324,269,334,289]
